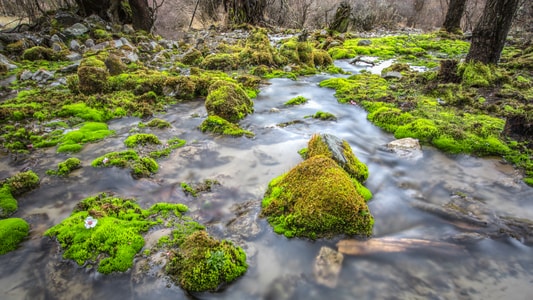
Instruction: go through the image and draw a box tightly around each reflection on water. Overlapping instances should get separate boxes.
[1,61,532,300]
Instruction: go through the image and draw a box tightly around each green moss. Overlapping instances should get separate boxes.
[3,170,40,196]
[148,137,186,159]
[44,193,188,274]
[0,185,17,218]
[181,48,204,65]
[46,157,82,176]
[394,118,439,143]
[124,133,162,147]
[200,53,238,71]
[307,133,369,183]
[200,115,254,138]
[308,111,337,121]
[205,80,254,123]
[458,61,495,87]
[284,95,308,106]
[260,155,373,239]
[22,46,66,61]
[0,218,29,255]
[144,118,171,129]
[58,122,114,153]
[78,56,109,94]
[166,230,247,292]
[59,102,108,122]
[91,150,159,178]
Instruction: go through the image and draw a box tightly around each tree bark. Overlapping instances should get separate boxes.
[442,0,467,33]
[75,0,153,32]
[328,1,351,33]
[223,0,266,26]
[465,0,521,64]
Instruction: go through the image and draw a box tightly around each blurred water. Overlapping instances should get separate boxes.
[1,61,532,300]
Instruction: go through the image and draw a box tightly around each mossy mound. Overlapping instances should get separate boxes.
[44,193,188,274]
[166,230,247,292]
[261,155,374,239]
[3,170,40,196]
[205,80,254,123]
[200,115,254,138]
[124,133,161,147]
[46,157,82,176]
[239,28,284,67]
[0,218,30,255]
[0,185,18,218]
[284,95,308,106]
[21,46,66,61]
[307,133,369,183]
[78,55,110,95]
[91,150,159,178]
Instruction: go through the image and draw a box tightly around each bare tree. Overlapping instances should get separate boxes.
[466,0,521,64]
[223,0,267,25]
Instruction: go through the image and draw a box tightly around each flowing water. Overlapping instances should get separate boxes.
[1,60,532,300]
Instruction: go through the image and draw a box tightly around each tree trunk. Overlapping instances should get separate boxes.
[442,0,467,33]
[328,1,351,33]
[465,0,521,64]
[75,0,153,32]
[223,0,266,26]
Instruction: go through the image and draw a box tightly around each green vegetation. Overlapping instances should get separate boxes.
[46,157,82,176]
[44,193,188,274]
[166,230,248,292]
[124,133,161,147]
[143,118,171,129]
[181,179,220,197]
[205,80,254,123]
[307,111,337,121]
[91,150,159,178]
[3,170,40,196]
[0,185,17,218]
[284,95,308,106]
[260,154,373,239]
[58,122,114,153]
[200,115,254,138]
[148,137,186,159]
[0,218,30,255]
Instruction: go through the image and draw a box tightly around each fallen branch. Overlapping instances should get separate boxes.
[349,56,375,66]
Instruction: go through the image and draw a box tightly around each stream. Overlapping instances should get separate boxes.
[1,60,532,300]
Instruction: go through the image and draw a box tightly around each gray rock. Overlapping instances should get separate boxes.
[84,38,95,48]
[0,54,18,70]
[19,70,33,81]
[358,39,372,46]
[64,23,89,37]
[382,71,403,79]
[32,69,54,83]
[59,61,80,73]
[386,138,422,160]
[69,39,81,51]
[50,34,63,44]
[51,42,63,52]
[313,246,344,288]
[65,52,82,62]
[122,24,135,34]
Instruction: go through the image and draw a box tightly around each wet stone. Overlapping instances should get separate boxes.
[386,137,423,160]
[313,246,344,288]
[63,23,88,37]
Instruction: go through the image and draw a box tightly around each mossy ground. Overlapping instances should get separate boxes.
[44,193,189,274]
[319,36,533,184]
[46,157,82,176]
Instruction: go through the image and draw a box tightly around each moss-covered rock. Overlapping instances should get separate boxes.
[205,80,253,123]
[166,230,247,292]
[46,157,82,176]
[307,133,369,182]
[0,218,29,255]
[44,193,188,274]
[181,48,204,65]
[91,150,159,178]
[78,56,109,94]
[3,170,40,196]
[21,46,66,61]
[124,133,161,148]
[200,53,238,71]
[261,154,374,239]
[57,122,114,153]
[200,115,254,138]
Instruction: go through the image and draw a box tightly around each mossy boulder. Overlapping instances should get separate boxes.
[104,54,127,76]
[78,56,109,94]
[166,230,248,292]
[205,80,254,123]
[239,29,284,67]
[261,155,374,239]
[3,170,40,196]
[124,133,161,148]
[44,193,188,274]
[181,48,203,65]
[200,53,238,71]
[21,46,66,61]
[57,122,114,153]
[307,133,369,182]
[0,218,30,255]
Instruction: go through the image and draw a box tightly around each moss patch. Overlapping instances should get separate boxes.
[91,150,159,178]
[205,80,254,123]
[284,95,308,106]
[58,122,114,153]
[44,193,188,274]
[46,157,82,176]
[200,115,254,138]
[166,230,247,292]
[0,185,18,218]
[0,218,30,255]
